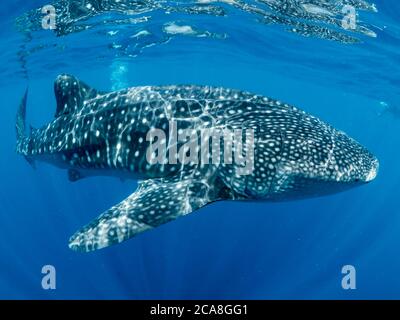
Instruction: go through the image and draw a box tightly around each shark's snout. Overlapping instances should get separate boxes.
[365,157,379,182]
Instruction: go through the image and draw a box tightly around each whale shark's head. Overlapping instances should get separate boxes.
[326,130,379,184]
[268,117,379,200]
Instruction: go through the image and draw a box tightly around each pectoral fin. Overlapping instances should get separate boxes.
[69,176,224,252]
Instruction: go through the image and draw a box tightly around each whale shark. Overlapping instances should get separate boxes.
[16,75,379,252]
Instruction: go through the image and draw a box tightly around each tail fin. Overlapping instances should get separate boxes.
[16,89,35,168]
[16,88,28,142]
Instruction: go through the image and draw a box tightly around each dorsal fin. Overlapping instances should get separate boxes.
[54,74,99,117]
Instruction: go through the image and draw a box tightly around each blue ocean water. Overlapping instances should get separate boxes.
[0,0,399,299]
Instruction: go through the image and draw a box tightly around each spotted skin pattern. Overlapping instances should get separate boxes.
[16,75,378,252]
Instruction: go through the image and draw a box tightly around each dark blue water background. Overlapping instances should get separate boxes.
[0,0,399,299]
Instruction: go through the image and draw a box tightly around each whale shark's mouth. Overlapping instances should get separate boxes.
[366,159,379,182]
